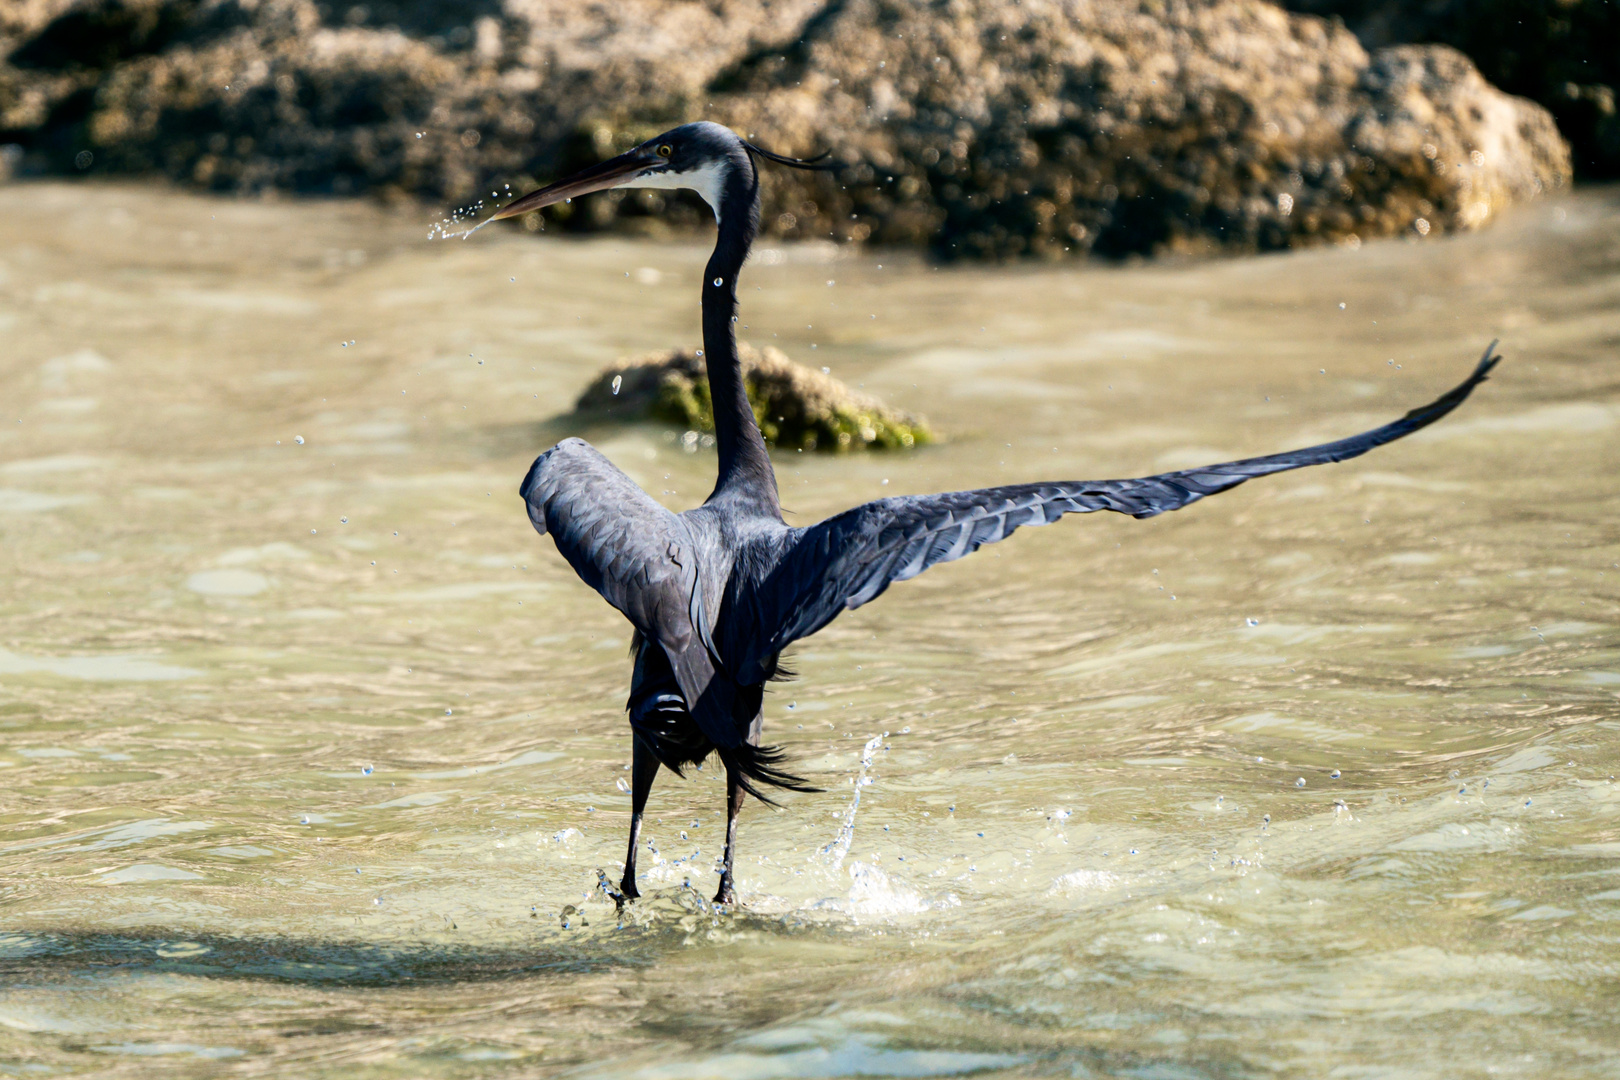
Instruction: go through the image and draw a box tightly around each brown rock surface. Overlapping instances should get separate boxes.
[1281,0,1619,179]
[0,0,1572,256]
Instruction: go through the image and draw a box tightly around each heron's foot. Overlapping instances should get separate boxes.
[596,868,630,911]
[713,877,736,906]
[618,876,640,906]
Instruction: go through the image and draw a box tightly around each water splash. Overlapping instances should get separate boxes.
[426,200,498,241]
[837,861,936,917]
[820,730,886,870]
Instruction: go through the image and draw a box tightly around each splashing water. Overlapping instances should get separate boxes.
[426,199,500,241]
[820,731,887,870]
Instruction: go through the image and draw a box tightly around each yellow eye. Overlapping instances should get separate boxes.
[657,144,672,157]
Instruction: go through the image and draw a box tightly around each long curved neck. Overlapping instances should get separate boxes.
[702,160,780,516]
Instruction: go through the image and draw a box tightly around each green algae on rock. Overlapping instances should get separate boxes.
[575,343,931,453]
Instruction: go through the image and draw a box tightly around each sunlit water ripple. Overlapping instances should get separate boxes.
[0,181,1617,1077]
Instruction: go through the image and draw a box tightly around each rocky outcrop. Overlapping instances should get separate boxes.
[575,343,932,452]
[1282,0,1619,179]
[0,0,1572,257]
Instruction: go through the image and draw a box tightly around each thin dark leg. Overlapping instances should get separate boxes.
[714,764,745,905]
[620,735,660,901]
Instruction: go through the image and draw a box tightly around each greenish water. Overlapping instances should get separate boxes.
[0,181,1617,1078]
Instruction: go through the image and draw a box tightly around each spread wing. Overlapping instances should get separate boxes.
[520,438,701,654]
[731,348,1498,681]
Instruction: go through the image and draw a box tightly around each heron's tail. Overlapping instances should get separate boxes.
[719,742,821,806]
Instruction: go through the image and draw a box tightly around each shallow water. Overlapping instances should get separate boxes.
[0,180,1617,1078]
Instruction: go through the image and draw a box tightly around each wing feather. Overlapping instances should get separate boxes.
[731,348,1498,681]
[521,438,757,751]
[520,437,700,655]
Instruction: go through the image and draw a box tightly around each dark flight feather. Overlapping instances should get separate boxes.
[727,344,1500,686]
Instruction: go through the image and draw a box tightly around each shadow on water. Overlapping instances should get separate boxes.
[0,924,1274,1080]
[0,892,854,990]
[0,927,634,987]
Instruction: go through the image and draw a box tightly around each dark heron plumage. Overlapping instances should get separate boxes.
[488,121,1499,906]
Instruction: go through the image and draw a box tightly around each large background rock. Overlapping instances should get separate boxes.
[0,0,1572,258]
[1281,0,1618,180]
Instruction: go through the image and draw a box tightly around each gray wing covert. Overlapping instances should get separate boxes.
[520,438,700,653]
[521,439,751,750]
[734,348,1498,680]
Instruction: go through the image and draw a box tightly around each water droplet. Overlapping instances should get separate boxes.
[1525,798,1533,807]
[299,816,310,824]
[611,375,622,395]
[361,765,372,776]
[1330,769,1341,779]
[712,277,723,286]
[294,435,305,445]
[340,517,348,524]
[1246,617,1259,626]
[1296,777,1306,788]
[445,708,453,715]
[616,777,630,793]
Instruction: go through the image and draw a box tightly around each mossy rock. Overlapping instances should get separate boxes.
[575,343,932,453]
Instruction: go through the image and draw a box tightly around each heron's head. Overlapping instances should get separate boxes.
[490,121,831,227]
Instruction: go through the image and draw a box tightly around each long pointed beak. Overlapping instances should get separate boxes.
[490,148,661,221]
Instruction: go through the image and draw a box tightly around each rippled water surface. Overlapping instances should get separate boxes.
[2,182,1618,1077]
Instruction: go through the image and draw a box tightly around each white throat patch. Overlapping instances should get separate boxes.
[624,160,728,223]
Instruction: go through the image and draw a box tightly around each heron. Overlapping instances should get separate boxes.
[486,121,1498,905]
